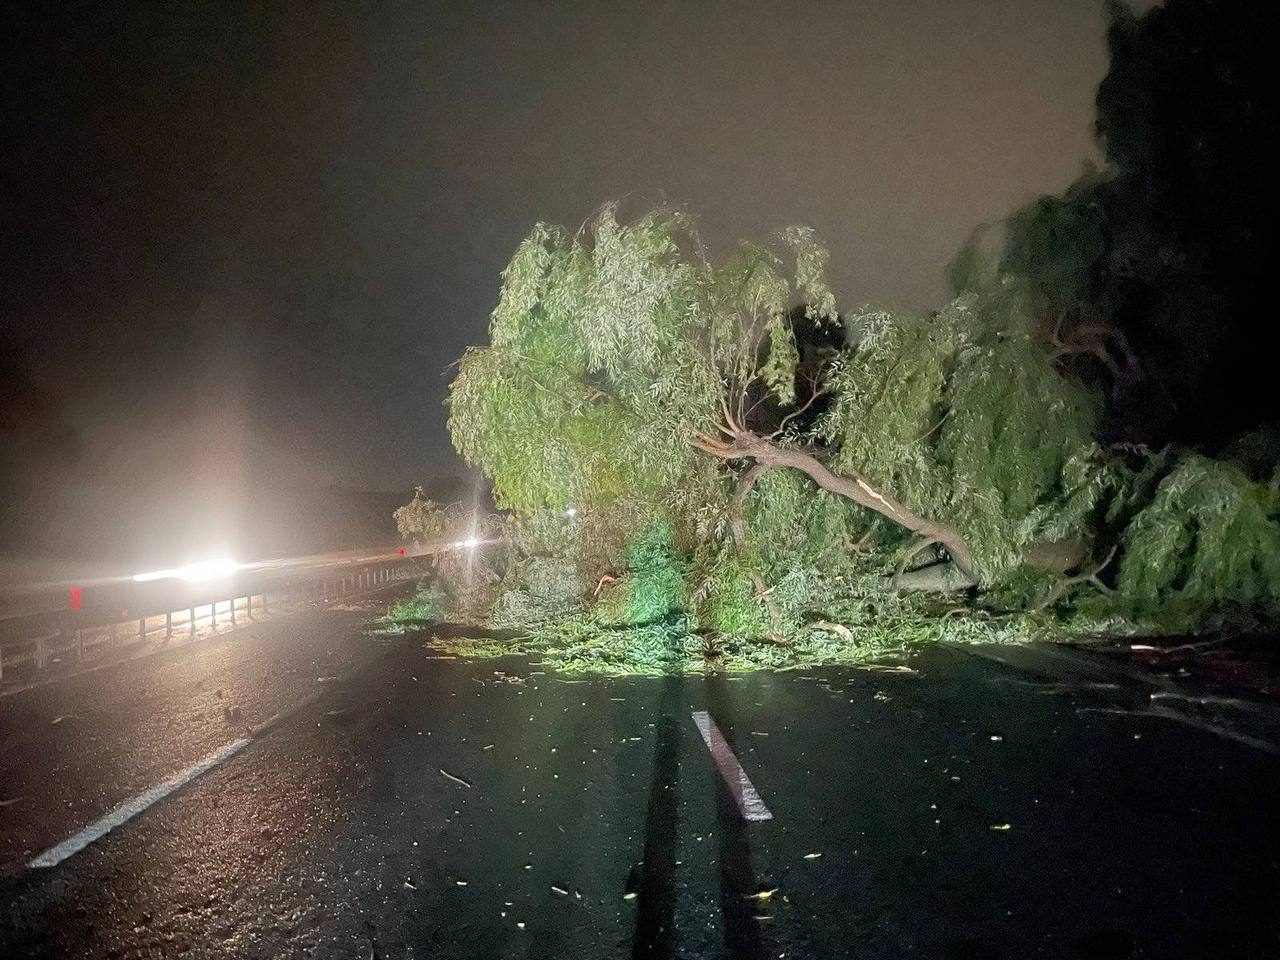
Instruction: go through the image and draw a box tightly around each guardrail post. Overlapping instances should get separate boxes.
[189,606,196,636]
[165,611,173,642]
[246,594,253,619]
[262,591,269,614]
[230,597,237,625]
[210,600,217,627]
[138,617,146,643]
[36,633,47,670]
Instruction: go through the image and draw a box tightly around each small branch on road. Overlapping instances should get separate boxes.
[440,768,472,788]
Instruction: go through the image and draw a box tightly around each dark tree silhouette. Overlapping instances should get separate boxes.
[977,0,1280,448]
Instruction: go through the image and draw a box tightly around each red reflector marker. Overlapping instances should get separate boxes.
[399,547,406,556]
[69,586,82,611]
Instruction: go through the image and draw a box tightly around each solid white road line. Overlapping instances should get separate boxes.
[691,710,773,821]
[28,738,252,869]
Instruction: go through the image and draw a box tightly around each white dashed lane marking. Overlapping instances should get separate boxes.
[691,710,773,821]
[28,738,252,869]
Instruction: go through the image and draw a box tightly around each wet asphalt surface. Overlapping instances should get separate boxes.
[2,594,1280,959]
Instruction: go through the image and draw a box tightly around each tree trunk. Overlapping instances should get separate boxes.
[694,428,978,578]
[692,427,1087,591]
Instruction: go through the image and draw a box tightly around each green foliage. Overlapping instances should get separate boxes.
[448,205,836,535]
[413,581,1045,675]
[937,295,1098,577]
[509,509,579,556]
[820,286,1099,582]
[1115,456,1280,622]
[385,582,447,626]
[523,615,700,675]
[490,551,586,630]
[448,208,713,522]
[697,554,769,639]
[621,519,688,624]
[744,467,870,572]
[997,178,1109,318]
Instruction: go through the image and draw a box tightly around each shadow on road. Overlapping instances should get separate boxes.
[630,666,770,959]
[630,671,685,959]
[704,674,770,960]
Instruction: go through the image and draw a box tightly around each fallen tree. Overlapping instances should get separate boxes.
[438,204,1280,648]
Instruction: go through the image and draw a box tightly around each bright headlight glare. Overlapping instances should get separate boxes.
[133,558,241,582]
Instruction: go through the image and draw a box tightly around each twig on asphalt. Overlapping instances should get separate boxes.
[440,768,472,788]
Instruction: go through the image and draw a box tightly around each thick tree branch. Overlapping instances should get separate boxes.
[693,428,979,578]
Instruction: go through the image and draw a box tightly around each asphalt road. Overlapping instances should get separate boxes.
[2,595,1280,959]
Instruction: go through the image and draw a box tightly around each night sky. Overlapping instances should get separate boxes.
[3,0,1147,560]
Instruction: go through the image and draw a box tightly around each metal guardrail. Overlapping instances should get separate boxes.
[0,555,424,682]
